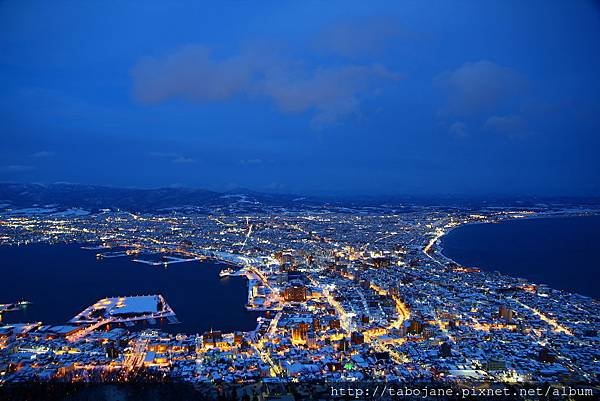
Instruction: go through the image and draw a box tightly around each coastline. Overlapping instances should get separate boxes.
[437,210,600,257]
[0,243,260,333]
[434,212,600,299]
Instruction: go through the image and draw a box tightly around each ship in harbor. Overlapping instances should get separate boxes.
[0,300,31,313]
[219,268,234,277]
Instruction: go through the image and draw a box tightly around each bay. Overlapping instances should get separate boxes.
[441,215,600,299]
[0,243,259,333]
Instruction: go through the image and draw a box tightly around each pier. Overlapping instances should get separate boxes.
[67,294,178,341]
[0,301,31,321]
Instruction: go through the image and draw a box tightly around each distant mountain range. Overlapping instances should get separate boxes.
[0,183,322,212]
[0,183,598,212]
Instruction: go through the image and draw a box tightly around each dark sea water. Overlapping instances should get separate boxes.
[441,215,600,299]
[0,244,259,333]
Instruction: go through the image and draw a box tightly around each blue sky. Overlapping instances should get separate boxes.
[1,1,599,196]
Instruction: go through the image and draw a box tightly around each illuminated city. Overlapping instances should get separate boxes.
[0,195,598,398]
[1,1,600,399]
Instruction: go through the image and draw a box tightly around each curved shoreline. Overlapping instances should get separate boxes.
[435,212,600,299]
[437,211,600,259]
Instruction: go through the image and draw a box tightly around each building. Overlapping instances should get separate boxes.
[350,331,364,345]
[291,323,309,343]
[284,284,307,302]
[439,342,452,358]
[407,320,423,335]
[538,347,557,363]
[329,318,341,330]
[202,330,227,349]
[498,305,514,322]
[485,358,506,371]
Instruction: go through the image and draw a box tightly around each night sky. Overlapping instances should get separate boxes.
[1,1,599,196]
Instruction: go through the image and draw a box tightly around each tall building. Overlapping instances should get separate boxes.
[291,323,309,342]
[499,305,514,322]
[284,284,307,302]
[407,320,423,335]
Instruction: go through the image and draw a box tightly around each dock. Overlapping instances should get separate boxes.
[67,294,178,341]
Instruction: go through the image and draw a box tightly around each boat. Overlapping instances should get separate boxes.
[219,268,234,277]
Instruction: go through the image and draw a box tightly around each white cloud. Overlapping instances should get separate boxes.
[3,164,36,172]
[436,60,526,117]
[172,156,195,164]
[484,115,529,138]
[150,152,195,164]
[240,158,263,165]
[131,45,401,128]
[31,150,55,158]
[449,121,468,138]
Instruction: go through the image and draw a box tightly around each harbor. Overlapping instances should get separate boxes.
[0,301,31,322]
[0,243,261,334]
[132,255,204,267]
[67,295,178,341]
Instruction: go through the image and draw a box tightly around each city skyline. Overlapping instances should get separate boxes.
[1,198,598,396]
[2,2,600,399]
